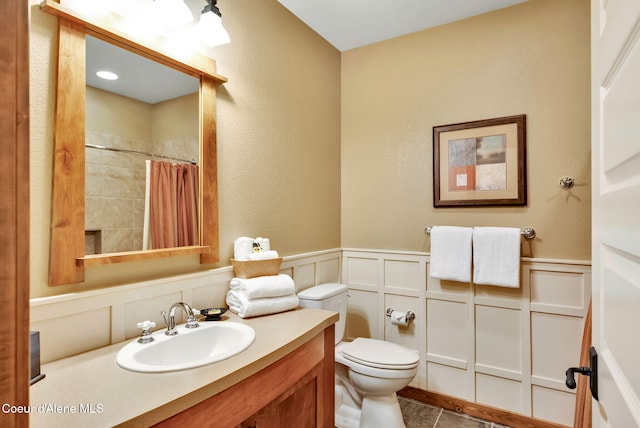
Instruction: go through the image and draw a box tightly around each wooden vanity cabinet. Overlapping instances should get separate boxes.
[154,325,335,428]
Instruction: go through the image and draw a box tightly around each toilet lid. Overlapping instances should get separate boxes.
[341,338,419,370]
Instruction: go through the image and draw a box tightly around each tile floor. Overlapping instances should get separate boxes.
[399,397,512,428]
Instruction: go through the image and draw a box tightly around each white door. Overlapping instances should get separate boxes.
[591,0,640,426]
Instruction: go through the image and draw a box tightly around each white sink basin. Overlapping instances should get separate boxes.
[116,321,255,373]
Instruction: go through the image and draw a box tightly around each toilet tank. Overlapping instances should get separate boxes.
[298,283,348,345]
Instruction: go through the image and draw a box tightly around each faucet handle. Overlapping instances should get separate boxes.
[137,320,156,330]
[136,320,156,344]
[186,309,200,329]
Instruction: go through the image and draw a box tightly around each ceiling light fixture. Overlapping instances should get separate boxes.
[194,0,230,47]
[96,71,119,80]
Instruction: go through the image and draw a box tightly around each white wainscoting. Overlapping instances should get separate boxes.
[31,247,590,426]
[341,249,591,427]
[30,249,342,364]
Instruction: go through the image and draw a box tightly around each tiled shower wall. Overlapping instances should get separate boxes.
[85,130,147,254]
[84,130,199,254]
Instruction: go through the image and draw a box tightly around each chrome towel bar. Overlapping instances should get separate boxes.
[424,226,535,240]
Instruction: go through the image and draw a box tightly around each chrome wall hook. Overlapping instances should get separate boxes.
[559,176,575,189]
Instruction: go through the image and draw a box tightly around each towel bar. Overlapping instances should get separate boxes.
[424,226,535,240]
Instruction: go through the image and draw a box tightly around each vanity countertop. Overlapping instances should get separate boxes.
[29,307,338,428]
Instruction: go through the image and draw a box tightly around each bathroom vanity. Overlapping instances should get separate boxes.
[29,308,337,427]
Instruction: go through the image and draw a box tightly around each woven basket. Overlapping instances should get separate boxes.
[231,258,283,279]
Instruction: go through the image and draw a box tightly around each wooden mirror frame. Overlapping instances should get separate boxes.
[42,0,226,286]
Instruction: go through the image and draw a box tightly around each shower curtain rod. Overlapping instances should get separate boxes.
[85,144,197,165]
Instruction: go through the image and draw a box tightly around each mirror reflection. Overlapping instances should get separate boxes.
[84,35,200,255]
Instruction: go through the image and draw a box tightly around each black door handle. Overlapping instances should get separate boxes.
[565,346,598,401]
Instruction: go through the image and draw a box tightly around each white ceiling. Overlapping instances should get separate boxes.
[86,35,199,104]
[86,0,529,102]
[277,0,529,51]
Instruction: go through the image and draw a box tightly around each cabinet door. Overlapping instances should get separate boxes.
[244,373,318,428]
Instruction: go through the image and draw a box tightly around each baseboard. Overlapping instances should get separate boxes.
[399,387,571,428]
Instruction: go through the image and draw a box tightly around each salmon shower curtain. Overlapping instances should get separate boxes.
[149,160,199,249]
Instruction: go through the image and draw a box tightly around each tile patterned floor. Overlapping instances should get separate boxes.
[399,397,513,428]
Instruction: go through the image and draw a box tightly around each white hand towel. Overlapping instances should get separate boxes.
[246,250,279,261]
[226,290,299,318]
[472,227,521,288]
[234,237,254,260]
[229,274,294,299]
[429,226,473,282]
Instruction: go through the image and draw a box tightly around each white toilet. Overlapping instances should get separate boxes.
[298,283,419,428]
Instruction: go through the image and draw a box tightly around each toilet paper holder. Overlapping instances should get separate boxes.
[386,308,415,322]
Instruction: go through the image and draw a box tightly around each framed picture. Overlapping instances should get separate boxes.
[433,114,526,207]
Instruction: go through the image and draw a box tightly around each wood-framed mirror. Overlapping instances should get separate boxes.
[42,0,226,286]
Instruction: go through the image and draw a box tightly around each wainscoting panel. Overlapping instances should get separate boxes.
[476,372,525,414]
[32,248,590,427]
[426,299,468,368]
[531,312,584,388]
[383,294,421,352]
[344,255,378,290]
[532,385,576,427]
[475,305,523,376]
[427,362,472,400]
[346,289,379,339]
[384,258,423,293]
[343,250,428,389]
[526,261,592,424]
[290,261,317,289]
[342,249,591,427]
[31,249,342,363]
[30,307,112,363]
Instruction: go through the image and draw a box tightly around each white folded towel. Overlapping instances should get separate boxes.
[429,226,473,283]
[246,250,279,261]
[234,237,254,260]
[472,227,521,288]
[229,274,294,299]
[226,290,299,318]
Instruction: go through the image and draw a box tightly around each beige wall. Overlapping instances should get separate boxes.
[152,93,199,143]
[29,0,341,297]
[29,0,589,297]
[341,0,591,260]
[86,86,152,141]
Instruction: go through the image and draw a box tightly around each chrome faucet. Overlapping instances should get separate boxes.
[161,302,199,336]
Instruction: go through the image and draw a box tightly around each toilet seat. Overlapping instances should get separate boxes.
[336,339,419,380]
[341,338,419,370]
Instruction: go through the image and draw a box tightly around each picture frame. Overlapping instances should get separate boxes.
[433,114,526,207]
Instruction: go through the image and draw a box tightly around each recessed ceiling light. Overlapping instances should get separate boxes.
[96,70,118,80]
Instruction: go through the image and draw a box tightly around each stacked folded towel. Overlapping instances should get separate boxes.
[226,274,299,318]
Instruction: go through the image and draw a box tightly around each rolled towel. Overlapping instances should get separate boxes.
[234,237,254,260]
[246,250,279,261]
[226,290,299,318]
[255,237,271,252]
[229,274,295,299]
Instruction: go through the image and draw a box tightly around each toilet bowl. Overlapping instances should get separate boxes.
[298,283,419,428]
